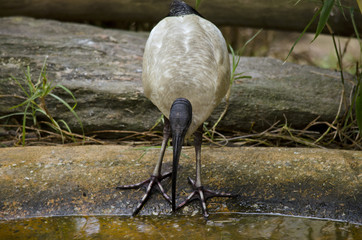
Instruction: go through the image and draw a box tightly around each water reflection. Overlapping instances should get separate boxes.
[0,214,360,239]
[73,217,100,237]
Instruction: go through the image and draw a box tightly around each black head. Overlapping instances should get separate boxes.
[168,0,203,18]
[169,98,192,137]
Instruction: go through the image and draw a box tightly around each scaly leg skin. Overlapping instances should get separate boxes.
[116,119,172,216]
[177,128,236,218]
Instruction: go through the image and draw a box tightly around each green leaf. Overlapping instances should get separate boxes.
[59,119,72,133]
[285,7,322,62]
[37,57,48,85]
[357,0,362,13]
[356,82,362,135]
[195,0,202,9]
[59,119,75,142]
[4,56,85,144]
[55,84,78,109]
[336,0,347,20]
[25,66,36,94]
[41,120,65,142]
[350,7,361,57]
[238,28,263,55]
[35,108,51,121]
[228,44,241,85]
[294,0,303,5]
[9,90,40,110]
[10,75,29,98]
[0,112,32,120]
[21,102,31,146]
[312,0,335,42]
[351,6,362,134]
[49,93,84,134]
[49,93,75,116]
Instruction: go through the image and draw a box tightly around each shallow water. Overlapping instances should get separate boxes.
[0,213,360,240]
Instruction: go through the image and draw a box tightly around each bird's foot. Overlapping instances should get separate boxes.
[116,172,172,216]
[177,177,236,218]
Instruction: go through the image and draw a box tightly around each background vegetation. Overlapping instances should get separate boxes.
[0,0,361,149]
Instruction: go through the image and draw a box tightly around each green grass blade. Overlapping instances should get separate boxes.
[49,93,84,134]
[37,57,48,85]
[59,119,75,142]
[312,0,335,42]
[350,7,362,134]
[51,119,64,142]
[357,0,362,13]
[35,108,58,133]
[9,100,30,110]
[49,93,73,112]
[4,56,84,145]
[195,0,202,9]
[35,108,51,121]
[21,102,31,146]
[356,81,362,135]
[284,7,322,62]
[334,36,345,84]
[49,93,78,118]
[350,7,361,63]
[336,0,347,20]
[10,75,30,98]
[229,45,239,71]
[36,107,64,141]
[41,120,65,142]
[149,114,164,131]
[238,28,263,55]
[55,84,78,109]
[229,44,235,56]
[8,90,41,110]
[350,7,360,40]
[59,119,72,133]
[228,45,241,85]
[0,112,32,120]
[25,66,36,95]
[41,73,49,94]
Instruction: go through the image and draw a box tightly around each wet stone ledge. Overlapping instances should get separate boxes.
[0,145,361,224]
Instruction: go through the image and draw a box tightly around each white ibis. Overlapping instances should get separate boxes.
[117,0,233,217]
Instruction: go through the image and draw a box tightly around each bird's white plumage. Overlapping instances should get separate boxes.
[143,14,230,137]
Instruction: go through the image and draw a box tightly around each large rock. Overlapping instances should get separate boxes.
[0,17,355,135]
[0,0,360,36]
[0,145,360,223]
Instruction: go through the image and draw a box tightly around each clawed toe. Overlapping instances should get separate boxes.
[117,172,172,216]
[177,177,236,218]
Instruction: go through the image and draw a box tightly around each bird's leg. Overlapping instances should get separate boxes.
[116,118,172,216]
[177,127,235,218]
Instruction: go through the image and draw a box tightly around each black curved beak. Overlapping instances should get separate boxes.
[171,133,185,211]
[169,98,192,212]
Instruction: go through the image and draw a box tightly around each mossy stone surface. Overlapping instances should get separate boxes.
[0,145,360,223]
